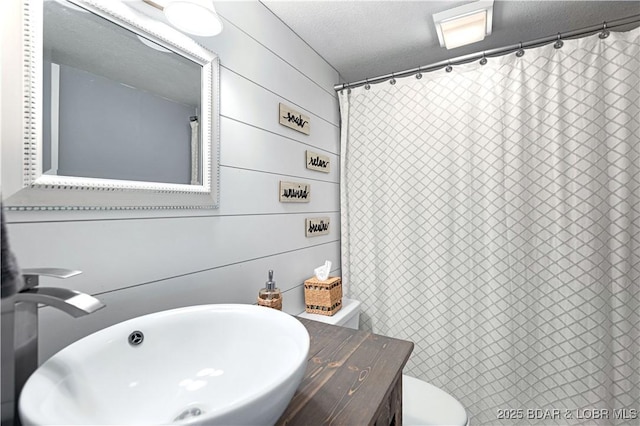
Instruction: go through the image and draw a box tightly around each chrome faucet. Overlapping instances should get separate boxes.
[10,268,105,425]
[18,268,105,317]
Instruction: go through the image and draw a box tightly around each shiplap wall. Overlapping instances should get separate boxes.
[3,0,341,362]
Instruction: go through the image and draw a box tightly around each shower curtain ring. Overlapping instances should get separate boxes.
[445,61,453,73]
[364,79,371,90]
[479,53,488,65]
[390,73,397,85]
[599,21,610,39]
[554,33,564,49]
[416,67,423,79]
[516,42,525,57]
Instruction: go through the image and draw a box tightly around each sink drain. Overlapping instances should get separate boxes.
[174,407,204,422]
[128,330,144,346]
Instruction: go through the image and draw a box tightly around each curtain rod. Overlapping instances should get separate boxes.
[334,14,640,92]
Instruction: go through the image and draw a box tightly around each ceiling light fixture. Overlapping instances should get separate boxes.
[433,0,493,50]
[144,0,223,37]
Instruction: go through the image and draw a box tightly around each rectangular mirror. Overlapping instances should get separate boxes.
[5,0,220,210]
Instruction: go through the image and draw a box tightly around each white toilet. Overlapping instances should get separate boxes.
[299,298,469,426]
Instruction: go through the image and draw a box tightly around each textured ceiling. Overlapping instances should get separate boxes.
[262,1,640,84]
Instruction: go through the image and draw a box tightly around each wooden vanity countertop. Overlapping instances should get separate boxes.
[276,317,414,426]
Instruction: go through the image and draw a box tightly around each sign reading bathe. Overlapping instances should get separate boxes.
[306,217,330,237]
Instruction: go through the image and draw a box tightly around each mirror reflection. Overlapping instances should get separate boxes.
[42,0,202,185]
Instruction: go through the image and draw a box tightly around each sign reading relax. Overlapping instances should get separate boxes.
[306,150,330,173]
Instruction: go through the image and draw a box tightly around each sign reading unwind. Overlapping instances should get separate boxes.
[279,181,311,203]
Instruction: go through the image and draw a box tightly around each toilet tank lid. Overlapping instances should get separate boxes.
[298,297,361,325]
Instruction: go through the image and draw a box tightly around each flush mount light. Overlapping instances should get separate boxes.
[433,0,493,49]
[144,0,223,37]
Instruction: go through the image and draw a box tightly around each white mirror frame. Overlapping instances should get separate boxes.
[6,0,220,211]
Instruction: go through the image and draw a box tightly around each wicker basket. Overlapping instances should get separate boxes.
[257,295,282,311]
[304,276,342,316]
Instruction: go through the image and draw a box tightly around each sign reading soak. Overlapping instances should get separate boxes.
[279,103,310,135]
[279,181,311,203]
[306,150,330,173]
[306,217,330,237]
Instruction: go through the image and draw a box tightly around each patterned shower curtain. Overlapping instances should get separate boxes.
[339,28,639,425]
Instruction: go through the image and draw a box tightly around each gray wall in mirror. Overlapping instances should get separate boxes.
[40,0,204,187]
[43,60,197,184]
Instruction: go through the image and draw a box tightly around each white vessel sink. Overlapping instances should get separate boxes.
[19,304,310,425]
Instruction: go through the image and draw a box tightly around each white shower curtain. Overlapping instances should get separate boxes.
[339,28,639,425]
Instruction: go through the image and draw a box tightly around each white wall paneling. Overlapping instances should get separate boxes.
[221,116,340,180]
[194,10,339,125]
[8,212,340,296]
[4,165,339,222]
[2,0,341,364]
[219,168,338,215]
[220,68,340,154]
[36,243,341,362]
[212,1,339,92]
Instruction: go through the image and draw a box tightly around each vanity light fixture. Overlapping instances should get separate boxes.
[433,0,493,49]
[143,0,223,36]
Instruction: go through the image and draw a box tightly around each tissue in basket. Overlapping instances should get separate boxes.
[304,276,342,316]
